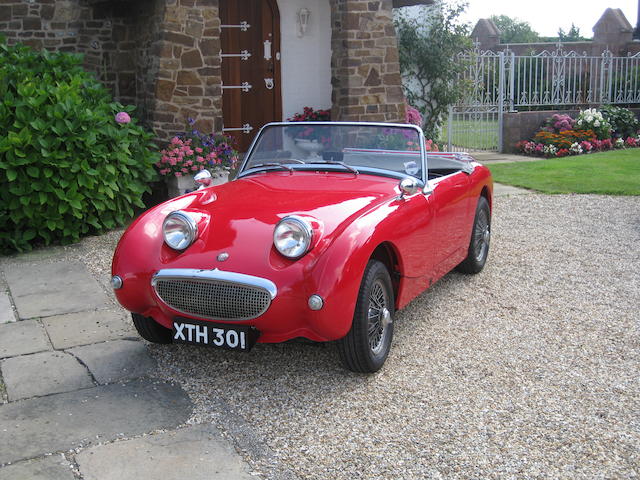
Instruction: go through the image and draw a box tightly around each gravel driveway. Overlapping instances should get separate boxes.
[79,193,639,479]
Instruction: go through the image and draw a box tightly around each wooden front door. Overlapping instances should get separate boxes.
[220,0,282,152]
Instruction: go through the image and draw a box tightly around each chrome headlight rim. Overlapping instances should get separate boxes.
[162,210,198,251]
[273,215,313,259]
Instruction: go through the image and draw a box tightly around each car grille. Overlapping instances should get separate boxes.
[153,278,272,321]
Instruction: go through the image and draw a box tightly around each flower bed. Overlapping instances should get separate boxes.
[516,107,639,158]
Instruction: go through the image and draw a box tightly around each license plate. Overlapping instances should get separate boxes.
[172,318,259,351]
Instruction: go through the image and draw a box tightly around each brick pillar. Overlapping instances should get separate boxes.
[147,0,222,141]
[329,0,405,123]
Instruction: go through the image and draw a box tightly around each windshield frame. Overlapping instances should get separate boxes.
[238,121,427,183]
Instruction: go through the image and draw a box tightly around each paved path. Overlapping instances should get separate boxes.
[0,255,254,479]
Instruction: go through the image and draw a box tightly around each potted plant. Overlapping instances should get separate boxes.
[157,119,239,197]
[286,107,331,159]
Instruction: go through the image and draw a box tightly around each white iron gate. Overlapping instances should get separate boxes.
[446,44,640,152]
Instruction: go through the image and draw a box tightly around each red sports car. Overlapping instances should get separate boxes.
[111,122,492,372]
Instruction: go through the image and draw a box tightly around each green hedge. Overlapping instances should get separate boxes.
[0,41,158,253]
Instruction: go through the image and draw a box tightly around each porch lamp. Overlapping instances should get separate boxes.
[297,8,311,37]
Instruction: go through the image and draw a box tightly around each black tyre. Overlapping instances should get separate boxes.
[337,260,395,373]
[456,196,491,274]
[132,313,173,344]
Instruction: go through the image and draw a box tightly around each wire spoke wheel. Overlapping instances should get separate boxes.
[456,196,491,275]
[367,280,390,355]
[473,209,490,263]
[337,260,395,373]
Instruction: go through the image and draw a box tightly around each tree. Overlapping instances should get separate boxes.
[558,23,589,41]
[489,14,539,44]
[395,2,471,140]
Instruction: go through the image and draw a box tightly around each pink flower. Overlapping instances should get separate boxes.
[195,147,203,153]
[181,168,188,173]
[171,137,180,145]
[115,112,131,124]
[191,166,198,171]
[175,172,182,177]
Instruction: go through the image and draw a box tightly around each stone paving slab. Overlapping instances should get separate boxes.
[77,424,253,480]
[0,379,192,465]
[43,309,135,350]
[3,261,110,319]
[1,351,93,401]
[68,340,156,385]
[0,455,75,480]
[0,292,15,324]
[494,183,531,196]
[0,320,50,359]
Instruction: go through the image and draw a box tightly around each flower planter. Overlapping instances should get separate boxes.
[295,138,324,160]
[166,171,229,198]
[167,174,195,198]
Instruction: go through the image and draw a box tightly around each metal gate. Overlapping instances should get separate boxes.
[446,44,640,152]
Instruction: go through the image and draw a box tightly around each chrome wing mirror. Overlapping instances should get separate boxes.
[194,170,212,190]
[398,177,421,199]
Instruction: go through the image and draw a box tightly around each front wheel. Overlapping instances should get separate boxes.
[337,260,395,373]
[132,313,173,344]
[456,196,491,274]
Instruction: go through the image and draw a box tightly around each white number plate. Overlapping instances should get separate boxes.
[172,319,258,351]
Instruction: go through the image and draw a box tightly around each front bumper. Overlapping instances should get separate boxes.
[114,267,352,343]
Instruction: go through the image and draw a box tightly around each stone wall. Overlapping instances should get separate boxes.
[472,8,640,57]
[2,0,407,143]
[329,0,405,123]
[149,0,222,140]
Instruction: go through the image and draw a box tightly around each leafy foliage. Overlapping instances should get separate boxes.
[0,41,158,253]
[489,15,540,44]
[396,2,471,139]
[601,105,639,138]
[558,23,589,42]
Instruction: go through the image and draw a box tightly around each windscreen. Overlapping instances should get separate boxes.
[243,123,424,179]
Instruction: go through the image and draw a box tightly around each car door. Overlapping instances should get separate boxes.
[427,171,471,277]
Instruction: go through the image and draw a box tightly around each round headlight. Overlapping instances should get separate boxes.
[273,216,313,259]
[163,211,198,251]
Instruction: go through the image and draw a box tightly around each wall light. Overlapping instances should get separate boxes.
[297,8,311,37]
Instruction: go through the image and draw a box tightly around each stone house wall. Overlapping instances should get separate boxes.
[2,0,408,144]
[329,0,405,123]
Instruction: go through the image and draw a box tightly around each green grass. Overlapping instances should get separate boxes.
[488,149,640,195]
[440,118,499,150]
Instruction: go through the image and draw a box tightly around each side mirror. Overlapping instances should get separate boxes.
[398,177,420,199]
[194,170,212,190]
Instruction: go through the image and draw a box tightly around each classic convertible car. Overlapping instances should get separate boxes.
[111,122,492,372]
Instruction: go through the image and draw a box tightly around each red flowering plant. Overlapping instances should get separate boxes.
[286,107,332,143]
[157,119,239,178]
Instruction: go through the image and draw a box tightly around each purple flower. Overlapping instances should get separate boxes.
[115,112,131,124]
[187,117,195,126]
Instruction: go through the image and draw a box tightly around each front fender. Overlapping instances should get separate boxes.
[304,197,417,340]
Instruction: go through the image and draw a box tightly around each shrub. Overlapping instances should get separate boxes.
[0,41,158,253]
[601,105,639,138]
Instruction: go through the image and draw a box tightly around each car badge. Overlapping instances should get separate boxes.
[217,252,229,262]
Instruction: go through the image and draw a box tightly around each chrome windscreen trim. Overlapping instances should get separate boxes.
[151,268,277,299]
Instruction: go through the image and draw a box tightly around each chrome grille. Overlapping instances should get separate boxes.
[154,278,272,321]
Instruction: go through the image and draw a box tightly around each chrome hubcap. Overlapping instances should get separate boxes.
[368,280,391,355]
[473,210,490,263]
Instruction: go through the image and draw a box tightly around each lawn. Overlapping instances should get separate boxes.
[440,118,499,151]
[488,149,640,195]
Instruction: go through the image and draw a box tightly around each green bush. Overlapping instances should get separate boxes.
[0,41,158,253]
[601,105,639,139]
